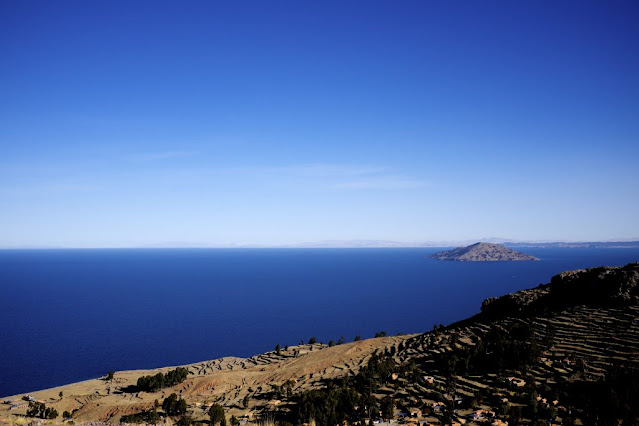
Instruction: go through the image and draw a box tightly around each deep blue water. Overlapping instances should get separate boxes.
[1,247,638,397]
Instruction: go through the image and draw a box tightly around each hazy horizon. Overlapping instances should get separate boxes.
[2,1,638,247]
[2,237,639,250]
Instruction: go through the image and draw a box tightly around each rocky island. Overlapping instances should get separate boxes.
[429,242,539,261]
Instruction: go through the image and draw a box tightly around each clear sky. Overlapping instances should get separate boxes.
[1,1,638,247]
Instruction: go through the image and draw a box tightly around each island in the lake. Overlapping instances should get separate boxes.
[429,242,539,261]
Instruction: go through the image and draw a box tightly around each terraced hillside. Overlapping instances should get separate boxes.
[377,303,639,424]
[286,262,638,425]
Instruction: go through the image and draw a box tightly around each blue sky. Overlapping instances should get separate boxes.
[1,1,638,247]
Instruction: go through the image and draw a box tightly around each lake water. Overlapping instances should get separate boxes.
[1,247,638,397]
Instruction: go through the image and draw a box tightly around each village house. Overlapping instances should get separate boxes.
[432,402,446,412]
[408,407,422,417]
[469,409,496,421]
[506,376,526,387]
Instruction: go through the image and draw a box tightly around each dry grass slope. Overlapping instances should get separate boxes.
[0,336,411,424]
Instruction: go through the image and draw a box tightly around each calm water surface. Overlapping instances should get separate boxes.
[1,247,638,397]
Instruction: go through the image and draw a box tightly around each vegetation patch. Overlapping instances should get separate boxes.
[136,366,190,392]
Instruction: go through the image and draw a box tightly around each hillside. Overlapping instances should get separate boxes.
[430,242,539,261]
[2,263,638,425]
[0,336,412,424]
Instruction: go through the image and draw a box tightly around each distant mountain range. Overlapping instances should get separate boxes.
[279,239,639,249]
[505,241,639,248]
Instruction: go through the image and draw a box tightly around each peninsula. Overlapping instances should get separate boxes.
[429,242,539,261]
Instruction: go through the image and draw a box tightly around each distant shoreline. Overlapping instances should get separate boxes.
[1,241,639,250]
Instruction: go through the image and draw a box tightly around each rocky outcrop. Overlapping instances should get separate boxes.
[480,262,639,318]
[549,262,639,305]
[429,242,538,261]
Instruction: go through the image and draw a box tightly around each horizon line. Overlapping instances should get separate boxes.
[1,238,639,250]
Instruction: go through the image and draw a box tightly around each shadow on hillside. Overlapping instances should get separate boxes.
[117,385,139,394]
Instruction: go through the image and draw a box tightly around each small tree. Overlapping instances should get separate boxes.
[308,337,317,345]
[150,406,160,423]
[381,396,394,420]
[275,344,281,355]
[27,402,43,418]
[177,415,193,426]
[63,410,72,419]
[46,407,58,419]
[162,393,187,417]
[209,403,225,426]
[328,340,335,347]
[354,335,362,341]
[285,380,294,398]
[27,401,57,419]
[106,371,115,381]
